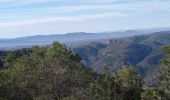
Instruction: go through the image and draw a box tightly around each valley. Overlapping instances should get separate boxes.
[74,31,170,86]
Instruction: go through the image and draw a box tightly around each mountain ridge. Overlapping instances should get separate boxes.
[2,27,170,50]
[73,31,170,86]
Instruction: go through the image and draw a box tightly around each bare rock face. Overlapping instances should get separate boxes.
[105,39,113,45]
[100,49,112,57]
[105,38,132,46]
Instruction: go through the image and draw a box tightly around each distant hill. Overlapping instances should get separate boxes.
[1,27,170,50]
[74,31,170,86]
[0,30,155,50]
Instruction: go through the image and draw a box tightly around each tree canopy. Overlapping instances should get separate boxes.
[158,45,170,99]
[1,42,169,100]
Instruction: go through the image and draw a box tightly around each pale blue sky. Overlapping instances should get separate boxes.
[0,0,170,38]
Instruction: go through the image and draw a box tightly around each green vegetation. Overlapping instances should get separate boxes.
[141,89,161,100]
[0,41,170,99]
[157,45,170,99]
[141,45,170,100]
[89,66,143,100]
[74,32,170,86]
[0,42,143,100]
[0,42,93,100]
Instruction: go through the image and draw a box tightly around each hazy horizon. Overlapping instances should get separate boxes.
[0,0,170,38]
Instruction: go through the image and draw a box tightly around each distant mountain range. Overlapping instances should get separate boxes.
[1,27,170,50]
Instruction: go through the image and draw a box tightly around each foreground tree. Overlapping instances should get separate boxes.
[0,42,93,100]
[157,45,170,99]
[141,89,161,100]
[89,67,143,100]
[118,67,143,100]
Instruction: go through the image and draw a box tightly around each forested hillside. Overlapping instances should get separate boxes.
[74,31,170,86]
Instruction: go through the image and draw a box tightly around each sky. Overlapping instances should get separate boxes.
[0,0,170,38]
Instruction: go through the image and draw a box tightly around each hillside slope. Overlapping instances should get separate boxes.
[74,31,170,86]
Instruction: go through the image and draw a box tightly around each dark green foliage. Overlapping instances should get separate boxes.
[0,42,94,100]
[0,42,160,100]
[0,60,3,68]
[89,67,143,100]
[142,45,170,100]
[157,45,170,99]
[0,51,8,68]
[141,89,161,100]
